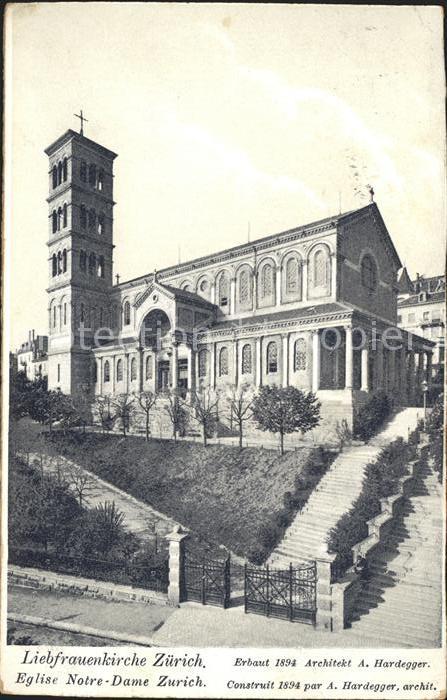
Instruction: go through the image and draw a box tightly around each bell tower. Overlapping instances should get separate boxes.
[45,122,118,396]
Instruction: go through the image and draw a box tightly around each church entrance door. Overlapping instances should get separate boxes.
[158,361,170,392]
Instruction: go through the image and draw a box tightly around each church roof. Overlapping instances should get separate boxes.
[44,129,118,160]
[211,302,354,330]
[116,202,400,291]
[160,283,216,309]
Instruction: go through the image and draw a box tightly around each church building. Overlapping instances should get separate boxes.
[45,127,433,432]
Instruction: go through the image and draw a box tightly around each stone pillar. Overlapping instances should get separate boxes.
[275,265,281,306]
[302,261,308,303]
[230,277,236,314]
[400,349,407,405]
[233,340,238,387]
[111,356,116,394]
[312,330,320,393]
[171,343,178,390]
[361,347,369,392]
[210,343,216,390]
[426,351,433,385]
[98,357,103,394]
[210,283,216,305]
[345,326,353,390]
[256,336,262,387]
[315,557,334,631]
[330,252,337,298]
[282,334,289,388]
[125,354,129,394]
[187,347,196,393]
[139,349,144,393]
[376,341,384,390]
[165,527,190,606]
[408,352,415,405]
[252,270,257,311]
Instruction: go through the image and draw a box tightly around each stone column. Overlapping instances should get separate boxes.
[98,357,103,394]
[282,333,289,388]
[312,330,320,393]
[408,352,415,405]
[171,342,179,390]
[210,343,216,390]
[111,356,116,394]
[376,341,384,390]
[125,354,129,394]
[139,349,144,393]
[302,261,308,303]
[275,265,281,306]
[330,252,337,298]
[187,346,196,393]
[345,326,353,390]
[230,277,236,314]
[361,347,369,392]
[165,527,190,606]
[252,270,257,311]
[256,336,262,387]
[400,349,407,405]
[426,351,433,385]
[233,339,239,387]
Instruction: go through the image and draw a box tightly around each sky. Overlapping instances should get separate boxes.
[5,3,445,350]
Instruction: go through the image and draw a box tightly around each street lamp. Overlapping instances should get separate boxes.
[421,379,428,429]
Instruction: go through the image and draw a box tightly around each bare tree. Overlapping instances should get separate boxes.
[224,383,255,449]
[63,463,97,507]
[137,390,158,441]
[191,388,220,447]
[112,393,135,437]
[93,395,115,434]
[164,390,188,442]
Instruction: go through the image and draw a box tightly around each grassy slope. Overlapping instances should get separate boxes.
[43,431,314,559]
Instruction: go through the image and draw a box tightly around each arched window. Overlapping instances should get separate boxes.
[239,268,251,306]
[111,305,118,328]
[98,256,105,278]
[62,249,67,273]
[104,360,110,383]
[80,161,87,182]
[88,209,96,229]
[63,203,67,228]
[314,250,328,287]
[145,355,153,380]
[123,301,131,326]
[131,357,137,381]
[53,305,57,328]
[52,166,57,189]
[52,254,57,277]
[89,164,96,187]
[62,158,68,182]
[219,347,229,376]
[198,349,208,378]
[116,359,123,382]
[241,344,252,374]
[218,273,229,307]
[98,170,104,191]
[80,205,87,229]
[52,210,57,233]
[285,256,301,297]
[266,341,278,374]
[98,214,104,235]
[63,303,67,326]
[57,207,62,231]
[57,162,62,185]
[88,252,96,275]
[294,338,307,371]
[79,250,87,272]
[57,251,62,274]
[361,254,377,292]
[259,262,275,304]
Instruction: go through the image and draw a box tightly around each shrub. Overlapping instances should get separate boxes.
[353,391,392,442]
[426,393,444,482]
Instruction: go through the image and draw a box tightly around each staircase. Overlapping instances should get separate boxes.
[268,408,421,567]
[347,460,442,647]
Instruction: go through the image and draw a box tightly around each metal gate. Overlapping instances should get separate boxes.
[244,562,317,624]
[184,554,230,608]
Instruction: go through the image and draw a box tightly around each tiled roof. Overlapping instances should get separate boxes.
[398,291,445,307]
[161,283,216,310]
[211,303,353,330]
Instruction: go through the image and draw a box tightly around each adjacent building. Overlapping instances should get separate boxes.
[45,127,434,433]
[16,330,48,381]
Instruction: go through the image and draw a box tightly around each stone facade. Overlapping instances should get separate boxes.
[46,129,434,429]
[16,330,48,381]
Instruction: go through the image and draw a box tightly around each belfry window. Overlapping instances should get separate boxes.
[52,254,57,277]
[62,249,67,273]
[267,341,278,374]
[123,301,131,326]
[98,255,105,278]
[89,209,96,229]
[89,164,96,187]
[219,347,229,376]
[57,162,62,186]
[62,158,68,182]
[241,344,252,374]
[52,166,57,189]
[80,161,87,182]
[104,360,110,383]
[57,207,63,231]
[57,251,62,274]
[52,211,57,233]
[63,203,68,228]
[63,303,67,326]
[98,170,104,191]
[98,214,104,235]
[80,250,87,272]
[80,205,87,229]
[88,252,96,275]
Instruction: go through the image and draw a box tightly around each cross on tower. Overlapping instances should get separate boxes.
[74,109,88,136]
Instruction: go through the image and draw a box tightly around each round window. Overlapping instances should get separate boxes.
[152,294,158,303]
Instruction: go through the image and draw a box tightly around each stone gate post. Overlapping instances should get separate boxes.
[165,526,190,606]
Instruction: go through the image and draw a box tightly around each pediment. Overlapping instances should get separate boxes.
[133,281,176,310]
